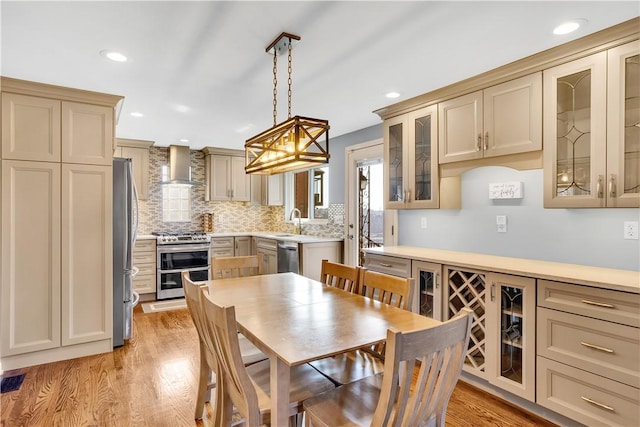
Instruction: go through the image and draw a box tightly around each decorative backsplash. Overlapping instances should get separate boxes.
[137,147,344,239]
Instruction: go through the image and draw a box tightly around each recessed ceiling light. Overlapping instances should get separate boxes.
[553,19,586,35]
[100,49,127,62]
[130,112,144,117]
[179,138,190,143]
[386,92,401,99]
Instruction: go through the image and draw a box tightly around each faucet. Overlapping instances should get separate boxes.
[290,208,302,235]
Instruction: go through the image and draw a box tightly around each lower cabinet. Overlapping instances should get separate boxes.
[411,261,443,320]
[536,280,640,426]
[255,237,278,274]
[299,241,343,282]
[211,236,252,257]
[132,239,156,295]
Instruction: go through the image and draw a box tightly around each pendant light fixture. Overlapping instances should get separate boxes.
[245,32,330,175]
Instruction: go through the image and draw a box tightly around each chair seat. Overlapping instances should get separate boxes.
[303,374,384,427]
[308,349,385,385]
[246,360,336,418]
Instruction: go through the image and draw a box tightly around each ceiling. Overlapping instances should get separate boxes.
[2,1,638,151]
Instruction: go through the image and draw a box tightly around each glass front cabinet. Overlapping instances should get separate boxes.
[411,261,443,321]
[444,266,536,402]
[383,105,439,209]
[543,40,639,208]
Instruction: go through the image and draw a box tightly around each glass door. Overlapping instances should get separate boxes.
[412,261,442,320]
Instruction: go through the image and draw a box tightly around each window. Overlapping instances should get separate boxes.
[285,166,329,220]
[162,184,191,222]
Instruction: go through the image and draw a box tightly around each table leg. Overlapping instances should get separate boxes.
[271,356,290,426]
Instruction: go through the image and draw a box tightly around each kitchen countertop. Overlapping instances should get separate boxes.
[364,246,640,294]
[208,231,343,244]
[136,234,156,240]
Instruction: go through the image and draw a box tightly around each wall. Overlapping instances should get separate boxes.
[331,127,639,272]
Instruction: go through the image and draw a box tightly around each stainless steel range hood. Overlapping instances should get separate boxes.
[160,145,204,186]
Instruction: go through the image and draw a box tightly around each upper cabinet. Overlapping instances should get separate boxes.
[438,73,542,164]
[203,147,251,202]
[251,174,284,206]
[383,105,439,209]
[115,138,154,200]
[543,40,639,208]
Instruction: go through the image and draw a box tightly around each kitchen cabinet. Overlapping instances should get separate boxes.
[364,252,411,278]
[254,237,278,274]
[299,241,343,282]
[438,73,542,164]
[543,41,640,208]
[132,239,156,295]
[210,236,251,257]
[411,261,443,321]
[203,147,251,202]
[444,266,536,401]
[383,105,439,209]
[0,77,121,370]
[536,280,640,425]
[251,174,284,206]
[114,138,153,200]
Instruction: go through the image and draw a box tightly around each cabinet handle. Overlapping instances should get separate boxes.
[581,299,615,309]
[580,396,614,412]
[379,263,393,268]
[580,341,614,354]
[608,174,616,198]
[596,175,604,198]
[406,189,411,203]
[484,131,489,151]
[490,283,495,302]
[435,272,440,289]
[476,134,482,151]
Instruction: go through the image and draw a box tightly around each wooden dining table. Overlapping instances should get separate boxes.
[204,271,441,426]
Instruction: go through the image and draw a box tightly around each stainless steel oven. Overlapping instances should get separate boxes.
[155,232,210,300]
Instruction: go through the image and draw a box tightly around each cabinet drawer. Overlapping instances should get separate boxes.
[134,263,156,277]
[210,237,234,249]
[537,307,639,388]
[133,275,155,294]
[133,252,155,265]
[537,356,639,427]
[255,238,278,251]
[538,280,640,328]
[364,254,411,278]
[134,239,156,252]
[212,249,234,258]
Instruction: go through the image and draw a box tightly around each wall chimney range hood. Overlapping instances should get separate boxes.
[160,145,204,186]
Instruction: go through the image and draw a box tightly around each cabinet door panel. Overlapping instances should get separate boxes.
[2,93,61,162]
[231,156,250,201]
[407,106,439,208]
[1,160,61,355]
[210,155,231,200]
[62,102,113,165]
[383,115,406,209]
[438,91,483,163]
[61,164,112,346]
[119,146,150,200]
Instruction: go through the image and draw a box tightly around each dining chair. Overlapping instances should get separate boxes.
[303,308,474,427]
[319,259,361,293]
[211,254,263,279]
[310,268,414,386]
[181,271,266,421]
[199,286,336,426]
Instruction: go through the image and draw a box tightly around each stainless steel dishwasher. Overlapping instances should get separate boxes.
[277,241,299,274]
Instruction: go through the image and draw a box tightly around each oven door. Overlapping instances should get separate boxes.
[157,267,210,299]
[157,243,210,299]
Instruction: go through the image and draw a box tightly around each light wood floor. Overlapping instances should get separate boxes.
[1,305,557,427]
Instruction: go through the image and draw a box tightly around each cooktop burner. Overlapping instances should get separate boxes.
[152,231,210,244]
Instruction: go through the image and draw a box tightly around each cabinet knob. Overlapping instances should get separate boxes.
[608,174,616,198]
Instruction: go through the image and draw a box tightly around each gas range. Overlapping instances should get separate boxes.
[152,231,211,245]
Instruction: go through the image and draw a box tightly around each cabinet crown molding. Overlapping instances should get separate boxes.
[116,138,155,149]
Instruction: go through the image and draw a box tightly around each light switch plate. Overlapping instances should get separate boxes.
[420,217,427,229]
[496,215,507,233]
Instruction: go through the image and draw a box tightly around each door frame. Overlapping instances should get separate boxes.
[344,139,397,266]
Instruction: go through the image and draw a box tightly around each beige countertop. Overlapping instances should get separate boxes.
[136,234,156,240]
[208,231,343,244]
[364,246,640,294]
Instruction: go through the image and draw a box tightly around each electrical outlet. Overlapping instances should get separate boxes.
[624,221,639,240]
[420,217,427,229]
[496,215,507,233]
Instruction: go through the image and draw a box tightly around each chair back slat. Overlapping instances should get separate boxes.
[371,308,473,427]
[359,269,414,310]
[211,255,263,279]
[320,259,361,293]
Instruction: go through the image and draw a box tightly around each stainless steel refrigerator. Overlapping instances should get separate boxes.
[113,157,139,347]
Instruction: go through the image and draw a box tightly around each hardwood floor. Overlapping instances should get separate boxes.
[1,305,557,427]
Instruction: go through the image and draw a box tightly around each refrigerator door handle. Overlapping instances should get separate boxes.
[132,175,139,246]
[131,291,140,308]
[131,266,139,278]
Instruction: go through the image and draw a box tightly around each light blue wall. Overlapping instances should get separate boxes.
[328,127,639,271]
[398,167,640,271]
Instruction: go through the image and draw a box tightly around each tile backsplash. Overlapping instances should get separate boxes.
[137,147,344,238]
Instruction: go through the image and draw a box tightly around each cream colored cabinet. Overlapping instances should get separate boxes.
[115,138,153,200]
[299,241,342,282]
[234,236,252,256]
[444,268,536,401]
[132,239,156,294]
[211,236,252,257]
[438,73,542,164]
[0,77,121,370]
[383,105,439,209]
[411,261,443,321]
[255,237,278,274]
[364,252,411,278]
[203,147,251,202]
[251,174,284,206]
[536,280,640,426]
[543,41,640,208]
